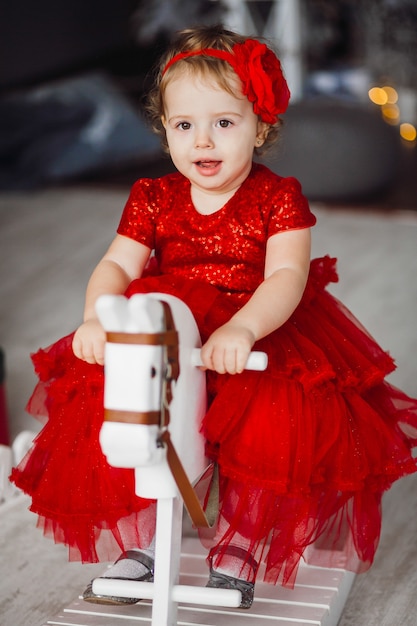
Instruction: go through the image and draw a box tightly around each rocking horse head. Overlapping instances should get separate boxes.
[95,293,207,499]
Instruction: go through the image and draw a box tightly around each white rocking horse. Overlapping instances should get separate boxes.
[92,292,267,626]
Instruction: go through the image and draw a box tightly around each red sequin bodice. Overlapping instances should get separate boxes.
[117,163,316,296]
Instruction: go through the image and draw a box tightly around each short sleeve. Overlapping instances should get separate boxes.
[267,176,316,238]
[117,178,158,248]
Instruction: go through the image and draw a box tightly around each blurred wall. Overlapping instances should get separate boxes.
[0,0,138,90]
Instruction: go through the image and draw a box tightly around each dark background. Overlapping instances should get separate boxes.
[1,0,416,206]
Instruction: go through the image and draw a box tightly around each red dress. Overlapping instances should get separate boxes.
[11,164,417,586]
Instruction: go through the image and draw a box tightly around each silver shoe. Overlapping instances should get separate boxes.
[206,545,257,609]
[82,550,154,605]
[207,569,255,609]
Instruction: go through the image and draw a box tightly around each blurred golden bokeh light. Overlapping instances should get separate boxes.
[369,84,416,140]
[400,123,417,142]
[381,103,400,124]
[368,87,388,105]
[368,85,399,106]
[382,85,398,104]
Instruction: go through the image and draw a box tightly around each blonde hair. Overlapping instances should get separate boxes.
[145,25,282,154]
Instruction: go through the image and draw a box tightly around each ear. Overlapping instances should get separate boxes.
[255,121,270,147]
[161,115,167,129]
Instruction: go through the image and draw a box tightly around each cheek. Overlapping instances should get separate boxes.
[166,139,183,159]
[165,139,186,167]
[165,131,178,154]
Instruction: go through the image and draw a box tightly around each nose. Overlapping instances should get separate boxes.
[195,126,213,149]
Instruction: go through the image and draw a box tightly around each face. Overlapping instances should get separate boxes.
[162,71,267,200]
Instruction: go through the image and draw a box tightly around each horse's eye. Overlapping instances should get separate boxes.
[150,366,157,378]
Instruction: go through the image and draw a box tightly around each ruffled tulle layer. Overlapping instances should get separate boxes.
[10,256,417,585]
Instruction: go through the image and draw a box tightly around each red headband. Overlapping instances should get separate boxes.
[162,39,290,124]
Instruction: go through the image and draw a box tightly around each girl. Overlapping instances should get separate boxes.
[11,25,417,610]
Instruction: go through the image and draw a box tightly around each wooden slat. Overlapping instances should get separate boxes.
[42,537,354,626]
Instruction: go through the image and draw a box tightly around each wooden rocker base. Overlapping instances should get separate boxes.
[41,537,355,626]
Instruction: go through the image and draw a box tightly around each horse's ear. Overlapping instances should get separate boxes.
[129,295,165,333]
[96,294,129,332]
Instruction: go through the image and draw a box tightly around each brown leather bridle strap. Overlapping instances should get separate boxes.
[106,330,178,346]
[104,409,161,425]
[103,300,217,528]
[159,429,218,528]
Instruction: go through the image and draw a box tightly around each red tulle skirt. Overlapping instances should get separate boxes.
[11,256,417,586]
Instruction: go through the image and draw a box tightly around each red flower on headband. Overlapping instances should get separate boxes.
[232,40,290,124]
[163,39,290,124]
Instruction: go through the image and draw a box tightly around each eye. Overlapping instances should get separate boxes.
[217,119,232,128]
[177,121,191,131]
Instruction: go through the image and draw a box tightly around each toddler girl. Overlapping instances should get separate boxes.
[11,24,417,610]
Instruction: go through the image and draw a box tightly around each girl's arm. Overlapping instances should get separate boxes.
[200,227,311,374]
[72,234,151,365]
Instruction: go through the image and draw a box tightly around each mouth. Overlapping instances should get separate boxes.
[194,159,221,172]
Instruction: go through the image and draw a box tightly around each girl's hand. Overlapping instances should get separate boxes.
[72,319,106,365]
[71,235,151,366]
[200,323,256,374]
